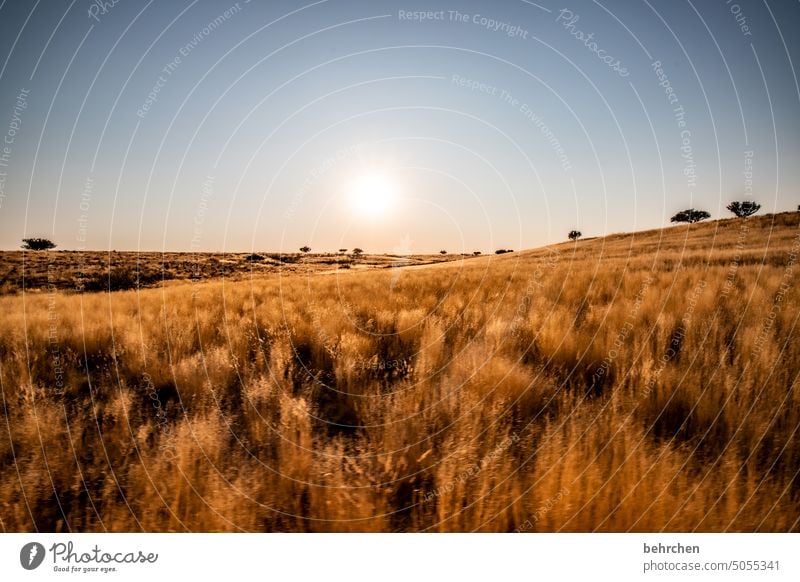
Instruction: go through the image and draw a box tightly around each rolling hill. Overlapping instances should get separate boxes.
[1,211,798,532]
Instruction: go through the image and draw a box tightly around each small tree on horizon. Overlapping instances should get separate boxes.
[473,251,481,256]
[352,248,364,259]
[726,201,761,218]
[338,248,348,255]
[440,250,447,255]
[22,237,57,251]
[299,246,311,254]
[671,209,711,224]
[568,230,582,241]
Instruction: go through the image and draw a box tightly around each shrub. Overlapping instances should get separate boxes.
[21,237,56,251]
[726,201,760,218]
[670,209,710,224]
[568,230,582,241]
[266,254,299,264]
[81,267,161,292]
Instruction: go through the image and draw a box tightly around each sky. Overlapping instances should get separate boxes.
[0,0,798,253]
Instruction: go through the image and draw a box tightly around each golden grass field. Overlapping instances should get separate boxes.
[1,212,798,532]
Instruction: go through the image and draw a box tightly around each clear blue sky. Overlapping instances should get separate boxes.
[0,0,798,252]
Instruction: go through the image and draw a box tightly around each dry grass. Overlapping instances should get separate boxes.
[1,212,798,532]
[0,250,462,295]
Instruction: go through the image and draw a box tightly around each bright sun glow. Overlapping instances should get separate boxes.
[348,173,396,217]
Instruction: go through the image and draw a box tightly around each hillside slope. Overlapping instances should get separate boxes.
[0,212,798,532]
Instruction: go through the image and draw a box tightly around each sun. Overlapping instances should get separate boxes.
[348,173,396,217]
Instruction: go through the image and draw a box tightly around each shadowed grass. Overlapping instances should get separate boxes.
[1,212,798,531]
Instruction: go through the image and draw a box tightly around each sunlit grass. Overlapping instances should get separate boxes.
[1,212,798,532]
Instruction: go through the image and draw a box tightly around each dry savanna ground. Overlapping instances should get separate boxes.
[1,212,799,532]
[0,250,461,295]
